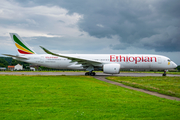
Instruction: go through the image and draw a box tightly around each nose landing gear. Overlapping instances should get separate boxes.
[162,70,167,76]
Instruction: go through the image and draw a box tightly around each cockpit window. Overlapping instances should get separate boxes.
[167,59,171,62]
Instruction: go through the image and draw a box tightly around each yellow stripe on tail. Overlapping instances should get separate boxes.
[15,43,34,54]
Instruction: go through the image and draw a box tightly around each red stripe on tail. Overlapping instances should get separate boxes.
[18,49,33,54]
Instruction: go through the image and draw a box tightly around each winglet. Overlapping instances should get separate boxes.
[40,46,51,54]
[40,46,58,56]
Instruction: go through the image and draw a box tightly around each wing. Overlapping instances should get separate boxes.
[2,54,28,60]
[40,46,103,68]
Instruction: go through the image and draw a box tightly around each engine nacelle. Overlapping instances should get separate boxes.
[103,64,120,74]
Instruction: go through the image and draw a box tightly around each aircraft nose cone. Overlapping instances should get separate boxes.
[175,63,178,68]
[172,61,177,68]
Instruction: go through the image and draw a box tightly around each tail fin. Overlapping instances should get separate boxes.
[9,33,36,55]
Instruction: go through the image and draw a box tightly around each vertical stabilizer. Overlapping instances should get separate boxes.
[9,33,36,55]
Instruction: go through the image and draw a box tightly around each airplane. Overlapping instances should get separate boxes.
[2,33,177,76]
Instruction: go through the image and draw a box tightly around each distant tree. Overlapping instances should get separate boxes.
[11,59,19,65]
[177,65,180,71]
[0,58,9,67]
[0,63,5,67]
[0,57,13,65]
[39,66,53,70]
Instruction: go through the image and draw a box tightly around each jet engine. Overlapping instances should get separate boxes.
[103,64,120,74]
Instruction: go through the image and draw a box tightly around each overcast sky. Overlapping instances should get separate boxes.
[0,0,179,65]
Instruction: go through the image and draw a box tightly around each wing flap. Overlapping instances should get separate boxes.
[40,46,102,67]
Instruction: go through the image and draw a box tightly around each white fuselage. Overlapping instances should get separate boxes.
[14,54,177,70]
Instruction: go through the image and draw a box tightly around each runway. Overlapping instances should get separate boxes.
[0,71,180,77]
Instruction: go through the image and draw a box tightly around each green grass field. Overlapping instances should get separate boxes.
[107,76,180,98]
[0,75,180,119]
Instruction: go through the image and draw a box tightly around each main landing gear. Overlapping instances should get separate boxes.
[162,70,167,76]
[85,71,96,76]
[85,66,96,76]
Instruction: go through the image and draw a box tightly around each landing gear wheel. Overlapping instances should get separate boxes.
[162,74,166,76]
[162,70,167,76]
[85,72,96,76]
[85,72,90,76]
[90,72,96,76]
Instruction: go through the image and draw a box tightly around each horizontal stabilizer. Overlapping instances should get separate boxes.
[2,54,28,60]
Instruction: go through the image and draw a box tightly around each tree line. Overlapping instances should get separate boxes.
[0,57,30,68]
[0,57,64,70]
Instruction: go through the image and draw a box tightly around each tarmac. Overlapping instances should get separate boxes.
[0,72,180,101]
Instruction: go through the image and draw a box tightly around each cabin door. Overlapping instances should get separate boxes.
[158,57,162,64]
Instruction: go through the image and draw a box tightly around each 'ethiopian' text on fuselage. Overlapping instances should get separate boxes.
[110,55,157,64]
